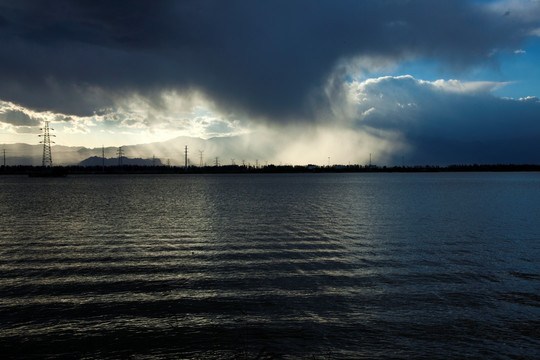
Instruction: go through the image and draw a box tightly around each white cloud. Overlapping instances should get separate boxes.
[338,75,540,164]
[519,95,540,102]
[0,109,40,127]
[104,91,251,139]
[60,123,91,135]
[0,101,45,127]
[486,0,540,22]
[431,78,508,93]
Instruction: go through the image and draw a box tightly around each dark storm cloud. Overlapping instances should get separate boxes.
[0,0,539,120]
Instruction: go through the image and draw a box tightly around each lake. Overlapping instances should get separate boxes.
[1,173,539,359]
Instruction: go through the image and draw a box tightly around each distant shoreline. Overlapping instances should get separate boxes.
[1,164,540,175]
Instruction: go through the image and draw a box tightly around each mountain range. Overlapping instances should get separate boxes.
[4,134,540,167]
[1,135,275,167]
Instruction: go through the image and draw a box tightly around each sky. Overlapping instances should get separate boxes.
[1,0,540,165]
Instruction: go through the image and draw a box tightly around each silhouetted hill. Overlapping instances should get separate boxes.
[79,156,163,167]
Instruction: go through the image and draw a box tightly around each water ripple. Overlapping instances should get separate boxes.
[1,173,539,359]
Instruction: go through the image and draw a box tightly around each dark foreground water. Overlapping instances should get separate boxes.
[0,173,539,359]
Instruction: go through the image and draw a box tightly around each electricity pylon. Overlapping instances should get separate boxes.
[117,146,124,166]
[39,121,55,167]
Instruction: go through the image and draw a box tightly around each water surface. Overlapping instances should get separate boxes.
[1,173,539,359]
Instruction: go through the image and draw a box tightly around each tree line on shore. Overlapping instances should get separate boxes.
[1,163,540,175]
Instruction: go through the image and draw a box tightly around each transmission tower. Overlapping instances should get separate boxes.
[184,145,188,169]
[199,150,204,167]
[117,146,124,166]
[39,121,55,167]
